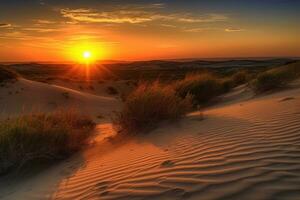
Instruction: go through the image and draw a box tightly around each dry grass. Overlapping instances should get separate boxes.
[174,73,234,106]
[231,70,250,86]
[113,82,192,134]
[0,109,95,174]
[251,61,300,92]
[106,86,119,95]
[0,66,18,83]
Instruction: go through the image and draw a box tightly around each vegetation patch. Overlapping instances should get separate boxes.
[0,109,95,174]
[113,82,192,134]
[230,70,250,86]
[0,66,18,83]
[106,86,119,95]
[251,61,300,92]
[174,73,235,106]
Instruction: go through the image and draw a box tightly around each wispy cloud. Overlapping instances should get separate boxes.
[179,14,228,23]
[35,19,56,24]
[59,7,229,25]
[184,27,218,33]
[22,27,59,33]
[60,8,154,24]
[160,24,177,28]
[225,28,244,32]
[0,23,12,28]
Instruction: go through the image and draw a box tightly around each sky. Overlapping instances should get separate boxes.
[0,0,299,62]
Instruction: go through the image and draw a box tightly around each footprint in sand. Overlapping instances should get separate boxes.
[160,160,175,168]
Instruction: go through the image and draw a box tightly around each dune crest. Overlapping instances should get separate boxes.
[0,78,119,120]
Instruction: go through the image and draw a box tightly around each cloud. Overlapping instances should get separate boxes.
[225,28,244,32]
[59,7,229,25]
[148,3,165,9]
[184,28,206,33]
[161,24,177,28]
[0,31,28,40]
[35,19,56,24]
[0,23,12,28]
[179,14,228,23]
[60,8,154,24]
[184,27,218,33]
[22,27,59,33]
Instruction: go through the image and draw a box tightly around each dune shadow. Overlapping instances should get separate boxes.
[0,151,86,199]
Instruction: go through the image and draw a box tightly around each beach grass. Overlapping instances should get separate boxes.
[0,109,95,174]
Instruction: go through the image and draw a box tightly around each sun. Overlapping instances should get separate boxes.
[83,51,92,59]
[67,42,109,63]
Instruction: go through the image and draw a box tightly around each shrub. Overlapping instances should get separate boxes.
[113,82,192,134]
[251,61,300,92]
[174,73,232,106]
[231,70,249,86]
[0,66,18,83]
[106,86,119,95]
[0,109,95,174]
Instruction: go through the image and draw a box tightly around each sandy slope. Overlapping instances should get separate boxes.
[1,84,299,200]
[0,78,119,120]
[48,79,134,98]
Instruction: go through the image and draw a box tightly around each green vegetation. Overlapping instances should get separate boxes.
[0,109,95,174]
[251,61,300,92]
[113,82,192,134]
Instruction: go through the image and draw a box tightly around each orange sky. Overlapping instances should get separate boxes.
[0,1,299,62]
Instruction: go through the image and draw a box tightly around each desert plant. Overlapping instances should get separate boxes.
[0,109,95,174]
[106,86,119,95]
[174,73,232,106]
[231,70,250,86]
[113,82,192,134]
[251,61,300,92]
[0,66,18,83]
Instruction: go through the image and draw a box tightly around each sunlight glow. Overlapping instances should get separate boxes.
[83,51,92,59]
[68,42,103,64]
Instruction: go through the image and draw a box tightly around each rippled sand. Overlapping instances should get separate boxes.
[1,87,300,200]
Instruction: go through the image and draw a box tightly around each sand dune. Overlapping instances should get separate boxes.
[1,85,299,200]
[0,78,119,120]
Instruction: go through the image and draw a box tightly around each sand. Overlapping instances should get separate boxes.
[0,78,120,121]
[0,78,300,200]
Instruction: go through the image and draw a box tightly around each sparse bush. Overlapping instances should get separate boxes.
[113,82,192,134]
[174,73,232,106]
[251,61,300,92]
[0,66,18,83]
[231,70,249,86]
[106,86,118,95]
[0,109,95,174]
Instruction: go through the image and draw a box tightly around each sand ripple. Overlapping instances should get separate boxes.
[49,90,300,200]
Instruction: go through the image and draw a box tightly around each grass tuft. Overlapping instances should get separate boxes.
[106,86,119,95]
[174,73,233,106]
[251,61,300,92]
[0,109,95,174]
[113,82,192,134]
[0,66,18,83]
